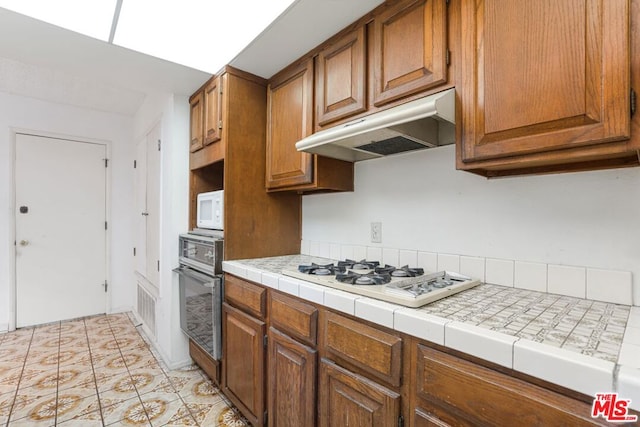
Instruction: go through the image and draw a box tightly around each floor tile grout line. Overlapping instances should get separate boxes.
[82,317,107,427]
[125,315,198,426]
[5,326,34,426]
[4,313,245,426]
[54,320,61,426]
[109,315,153,427]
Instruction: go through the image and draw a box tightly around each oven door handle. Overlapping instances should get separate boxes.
[173,266,221,288]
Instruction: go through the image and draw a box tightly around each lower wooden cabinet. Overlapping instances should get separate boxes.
[322,310,402,388]
[219,276,609,426]
[413,407,450,427]
[188,339,219,386]
[318,358,401,427]
[268,327,317,427]
[221,302,266,427]
[412,344,609,426]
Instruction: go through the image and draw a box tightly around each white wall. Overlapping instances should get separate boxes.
[0,91,134,331]
[132,93,191,369]
[302,145,640,305]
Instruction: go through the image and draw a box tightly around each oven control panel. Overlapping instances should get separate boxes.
[178,233,223,275]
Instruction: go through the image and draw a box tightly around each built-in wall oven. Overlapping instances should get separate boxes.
[174,232,223,360]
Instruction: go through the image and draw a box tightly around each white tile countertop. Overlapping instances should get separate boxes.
[222,254,640,411]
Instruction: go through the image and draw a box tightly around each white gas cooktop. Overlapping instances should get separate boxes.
[282,265,480,308]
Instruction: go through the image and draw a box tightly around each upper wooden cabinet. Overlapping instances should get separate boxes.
[371,0,449,106]
[458,0,635,176]
[190,75,224,153]
[188,68,301,259]
[203,75,222,146]
[189,90,204,153]
[266,59,354,193]
[266,59,314,190]
[189,74,226,168]
[315,26,367,126]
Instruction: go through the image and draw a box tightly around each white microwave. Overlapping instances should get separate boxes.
[196,190,224,230]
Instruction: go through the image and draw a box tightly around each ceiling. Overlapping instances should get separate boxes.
[0,0,384,116]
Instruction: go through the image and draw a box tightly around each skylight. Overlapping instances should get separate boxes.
[0,0,296,73]
[0,0,117,40]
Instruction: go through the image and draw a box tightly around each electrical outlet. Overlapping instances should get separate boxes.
[371,222,382,243]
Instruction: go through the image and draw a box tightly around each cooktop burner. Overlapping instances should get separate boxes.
[375,264,424,277]
[385,271,472,296]
[283,259,481,308]
[298,262,342,276]
[337,259,380,271]
[335,271,392,285]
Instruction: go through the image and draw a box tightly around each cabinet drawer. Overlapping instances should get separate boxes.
[224,274,266,319]
[415,344,606,426]
[269,291,318,346]
[322,311,402,387]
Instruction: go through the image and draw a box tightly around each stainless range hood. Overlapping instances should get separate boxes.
[295,88,455,162]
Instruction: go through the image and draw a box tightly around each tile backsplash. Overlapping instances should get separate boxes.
[300,240,635,306]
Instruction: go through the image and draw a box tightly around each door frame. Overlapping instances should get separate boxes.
[8,128,112,331]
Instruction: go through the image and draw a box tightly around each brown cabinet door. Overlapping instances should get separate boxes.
[266,59,314,190]
[319,359,400,427]
[268,328,317,427]
[460,0,630,163]
[413,344,607,426]
[413,408,451,427]
[316,26,367,126]
[222,303,266,427]
[203,75,222,146]
[189,91,204,152]
[371,0,448,106]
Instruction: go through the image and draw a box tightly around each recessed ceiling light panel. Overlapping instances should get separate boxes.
[113,0,296,73]
[0,0,117,40]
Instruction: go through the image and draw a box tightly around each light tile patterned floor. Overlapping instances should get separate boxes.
[0,313,248,426]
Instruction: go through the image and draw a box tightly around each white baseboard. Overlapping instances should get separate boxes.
[0,323,8,334]
[108,306,134,316]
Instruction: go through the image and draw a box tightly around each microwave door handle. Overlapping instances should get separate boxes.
[173,266,221,288]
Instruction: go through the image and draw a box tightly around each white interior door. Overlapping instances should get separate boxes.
[135,136,148,276]
[145,123,161,288]
[133,122,161,290]
[15,133,107,327]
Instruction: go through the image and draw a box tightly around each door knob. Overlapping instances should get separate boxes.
[19,240,29,246]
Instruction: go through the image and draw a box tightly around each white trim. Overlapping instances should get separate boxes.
[10,128,113,327]
[8,129,16,331]
[129,309,192,370]
[108,306,135,316]
[104,136,112,315]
